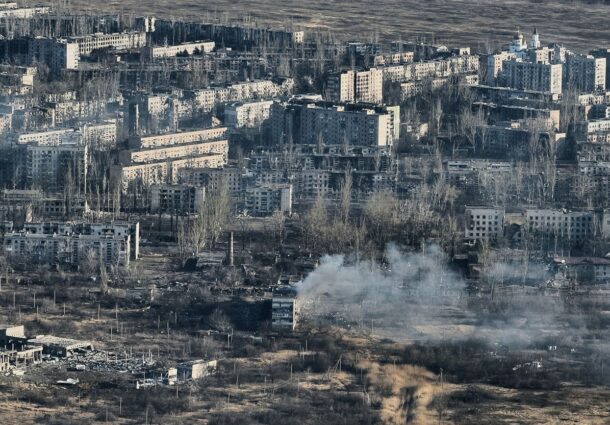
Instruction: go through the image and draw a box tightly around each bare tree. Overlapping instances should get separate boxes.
[340,167,353,224]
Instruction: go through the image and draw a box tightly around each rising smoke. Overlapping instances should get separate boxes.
[297,244,577,346]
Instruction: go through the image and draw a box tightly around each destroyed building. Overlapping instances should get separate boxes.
[27,335,94,357]
[271,286,299,331]
[176,359,218,380]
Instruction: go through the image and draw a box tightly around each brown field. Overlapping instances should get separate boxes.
[41,0,610,51]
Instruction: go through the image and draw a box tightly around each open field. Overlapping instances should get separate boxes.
[40,0,610,51]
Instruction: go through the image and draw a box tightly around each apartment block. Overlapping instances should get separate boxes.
[271,286,298,330]
[554,257,610,284]
[120,139,228,165]
[326,68,383,104]
[225,100,273,128]
[178,167,243,195]
[3,232,130,267]
[14,129,81,146]
[67,32,146,55]
[270,99,399,147]
[142,40,215,59]
[0,4,49,18]
[21,221,140,260]
[565,54,606,93]
[27,38,79,71]
[26,143,87,191]
[81,120,118,148]
[373,52,414,66]
[129,127,229,149]
[525,209,595,241]
[464,207,505,242]
[501,60,563,94]
[381,55,479,83]
[150,184,205,215]
[484,51,517,85]
[245,184,292,216]
[186,79,292,112]
[112,152,225,190]
[577,118,610,138]
[591,48,610,89]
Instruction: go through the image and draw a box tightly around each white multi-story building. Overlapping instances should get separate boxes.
[120,139,228,165]
[0,4,49,18]
[381,55,479,83]
[326,68,383,104]
[82,120,118,148]
[112,152,226,190]
[579,118,610,135]
[13,121,116,148]
[225,100,273,128]
[67,32,147,55]
[21,221,139,259]
[130,127,229,149]
[3,233,131,267]
[464,207,505,242]
[485,51,517,85]
[15,129,81,146]
[187,79,292,112]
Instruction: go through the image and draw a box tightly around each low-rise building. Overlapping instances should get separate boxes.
[176,359,217,380]
[553,257,610,284]
[27,335,93,357]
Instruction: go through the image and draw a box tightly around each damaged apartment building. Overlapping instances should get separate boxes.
[271,286,299,331]
[1,221,139,269]
[111,127,229,196]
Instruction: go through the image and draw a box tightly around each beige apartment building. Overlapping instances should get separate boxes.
[326,68,383,104]
[129,127,229,149]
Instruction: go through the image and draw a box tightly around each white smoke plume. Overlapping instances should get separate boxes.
[297,244,577,346]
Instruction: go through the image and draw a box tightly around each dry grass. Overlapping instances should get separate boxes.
[39,0,610,51]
